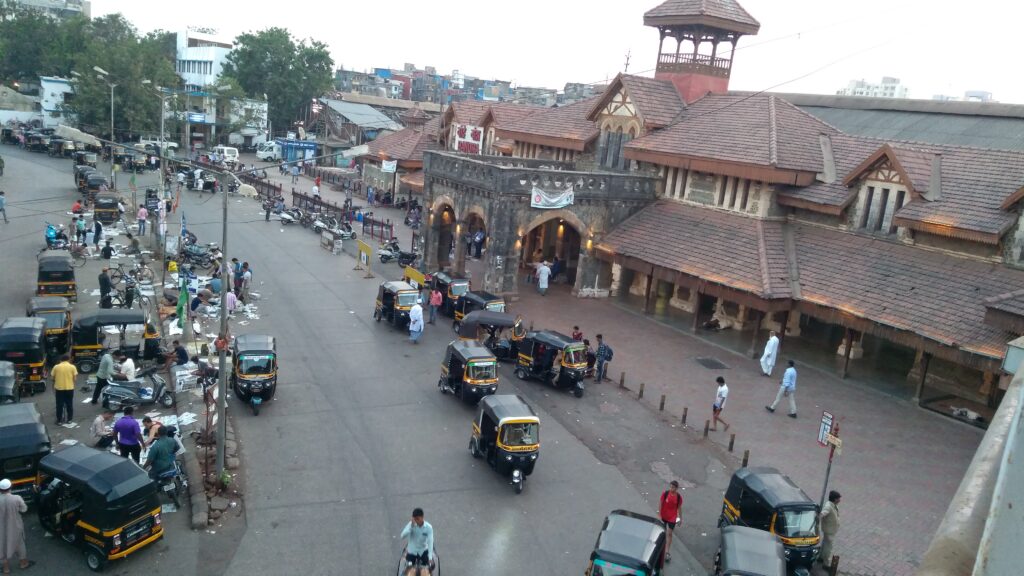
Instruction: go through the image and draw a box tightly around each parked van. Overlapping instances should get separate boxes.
[212,145,240,167]
[256,141,281,162]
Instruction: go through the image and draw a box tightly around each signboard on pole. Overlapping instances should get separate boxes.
[403,267,426,289]
[356,239,374,278]
[817,411,834,447]
[381,160,398,173]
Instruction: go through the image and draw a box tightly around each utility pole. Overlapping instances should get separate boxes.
[215,169,230,478]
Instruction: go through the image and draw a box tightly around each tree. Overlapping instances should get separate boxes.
[211,77,267,143]
[220,28,333,134]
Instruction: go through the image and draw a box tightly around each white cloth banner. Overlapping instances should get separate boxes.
[530,186,575,209]
[381,160,398,173]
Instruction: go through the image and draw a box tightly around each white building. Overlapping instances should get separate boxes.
[14,0,90,19]
[175,27,232,92]
[836,77,908,99]
[38,76,75,128]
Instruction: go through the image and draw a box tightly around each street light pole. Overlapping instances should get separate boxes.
[215,169,230,478]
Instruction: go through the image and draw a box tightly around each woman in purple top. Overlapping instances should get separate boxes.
[113,406,144,463]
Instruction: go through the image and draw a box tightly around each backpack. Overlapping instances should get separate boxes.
[605,345,613,362]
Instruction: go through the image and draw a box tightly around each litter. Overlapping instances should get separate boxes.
[81,397,92,403]
[60,422,80,429]
[168,323,184,336]
[161,503,178,513]
[145,411,161,418]
[59,439,79,446]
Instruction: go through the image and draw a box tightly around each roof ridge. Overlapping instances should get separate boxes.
[768,95,779,167]
[755,219,773,296]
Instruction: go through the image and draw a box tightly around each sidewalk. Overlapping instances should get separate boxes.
[492,278,981,576]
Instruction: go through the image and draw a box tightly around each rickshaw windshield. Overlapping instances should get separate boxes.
[466,361,496,381]
[450,283,469,297]
[238,354,275,375]
[38,270,73,281]
[38,312,67,330]
[500,421,538,447]
[485,301,505,313]
[563,346,585,365]
[592,559,643,576]
[397,292,418,307]
[775,508,817,538]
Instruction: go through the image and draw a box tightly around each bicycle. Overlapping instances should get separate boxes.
[109,260,154,284]
[110,283,151,309]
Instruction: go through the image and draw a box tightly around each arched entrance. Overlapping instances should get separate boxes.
[436,205,456,267]
[465,211,487,260]
[520,216,582,289]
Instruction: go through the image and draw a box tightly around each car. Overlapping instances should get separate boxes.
[138,139,179,152]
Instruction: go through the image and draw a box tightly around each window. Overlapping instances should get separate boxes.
[739,180,751,211]
[875,188,891,231]
[859,186,875,228]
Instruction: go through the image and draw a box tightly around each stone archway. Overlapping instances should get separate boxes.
[464,205,488,261]
[520,211,585,292]
[432,203,457,269]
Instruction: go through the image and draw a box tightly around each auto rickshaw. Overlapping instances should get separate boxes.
[112,148,132,166]
[94,193,121,225]
[720,467,820,572]
[26,132,47,152]
[0,361,18,404]
[468,394,539,494]
[37,444,165,572]
[130,153,147,173]
[451,290,505,330]
[715,525,788,576]
[0,403,51,502]
[36,252,77,301]
[231,334,278,416]
[84,173,110,202]
[74,165,97,189]
[74,149,88,165]
[0,127,14,144]
[374,280,419,328]
[427,271,470,316]
[437,339,498,403]
[0,318,48,395]
[27,296,73,356]
[62,140,78,158]
[455,311,526,361]
[514,330,587,397]
[71,309,160,373]
[82,151,98,167]
[48,138,67,157]
[585,510,667,576]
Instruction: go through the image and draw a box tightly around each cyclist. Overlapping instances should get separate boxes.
[400,508,434,571]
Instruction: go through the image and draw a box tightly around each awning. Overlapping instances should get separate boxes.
[400,170,424,192]
[342,144,368,158]
[55,124,101,148]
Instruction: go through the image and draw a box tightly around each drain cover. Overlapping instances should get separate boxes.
[695,357,729,370]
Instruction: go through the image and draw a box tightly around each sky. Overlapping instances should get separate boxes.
[94,0,1024,103]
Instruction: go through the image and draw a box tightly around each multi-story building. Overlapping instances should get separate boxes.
[419,0,1024,430]
[13,0,90,19]
[837,76,908,98]
[37,76,74,128]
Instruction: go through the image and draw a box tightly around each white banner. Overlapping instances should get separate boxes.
[530,186,574,209]
[381,160,398,173]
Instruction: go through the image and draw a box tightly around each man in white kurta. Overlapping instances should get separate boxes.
[760,331,780,376]
[0,478,31,571]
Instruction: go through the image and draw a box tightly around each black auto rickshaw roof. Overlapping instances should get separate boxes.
[0,318,47,344]
[430,271,467,285]
[718,525,787,576]
[732,467,816,509]
[39,444,155,504]
[75,165,97,175]
[526,330,579,348]
[463,290,501,304]
[28,296,71,313]
[0,402,51,460]
[381,280,417,293]
[86,173,109,184]
[591,509,666,571]
[234,334,276,354]
[37,252,74,270]
[73,309,148,331]
[448,339,496,362]
[0,361,15,398]
[456,310,518,339]
[480,394,538,425]
[94,193,118,206]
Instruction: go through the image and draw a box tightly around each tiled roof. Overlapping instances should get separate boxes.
[620,75,686,129]
[644,0,760,31]
[400,170,424,191]
[486,102,543,128]
[497,96,601,146]
[364,124,438,163]
[626,93,839,172]
[985,289,1024,317]
[449,101,492,126]
[599,201,791,299]
[448,101,543,129]
[793,223,1022,359]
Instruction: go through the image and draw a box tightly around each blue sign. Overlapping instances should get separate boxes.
[187,112,206,123]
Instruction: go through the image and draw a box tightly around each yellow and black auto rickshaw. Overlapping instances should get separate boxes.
[75,149,89,165]
[27,296,73,357]
[468,394,539,494]
[515,330,587,397]
[74,165,97,190]
[720,467,820,572]
[94,193,121,225]
[231,334,278,416]
[451,290,505,331]
[585,510,667,576]
[0,402,51,501]
[373,280,419,328]
[36,252,77,300]
[37,444,165,572]
[427,271,470,316]
[48,138,68,157]
[71,309,159,373]
[437,339,498,403]
[715,525,787,576]
[0,318,48,395]
[84,173,110,202]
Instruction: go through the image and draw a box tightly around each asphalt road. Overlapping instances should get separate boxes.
[0,145,710,575]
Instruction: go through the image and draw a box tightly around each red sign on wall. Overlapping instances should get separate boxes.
[454,123,482,154]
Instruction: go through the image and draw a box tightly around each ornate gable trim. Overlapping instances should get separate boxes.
[841,144,916,197]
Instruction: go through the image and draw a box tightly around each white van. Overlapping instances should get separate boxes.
[212,145,239,167]
[256,141,281,162]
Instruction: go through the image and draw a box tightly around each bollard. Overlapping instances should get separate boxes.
[638,382,645,400]
[728,433,736,452]
[742,449,750,467]
[659,394,666,411]
[681,406,688,425]
[827,556,839,576]
[619,371,625,388]
[703,420,710,438]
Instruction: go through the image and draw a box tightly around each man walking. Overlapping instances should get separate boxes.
[819,490,841,566]
[428,287,442,325]
[0,191,7,224]
[92,218,103,249]
[291,164,300,184]
[98,267,113,309]
[136,204,148,236]
[91,348,113,404]
[711,376,730,431]
[52,354,78,425]
[766,360,798,418]
[0,478,32,573]
[760,330,780,377]
[75,215,87,245]
[239,262,252,303]
[536,261,551,296]
[409,299,424,344]
[659,480,683,563]
[595,334,613,382]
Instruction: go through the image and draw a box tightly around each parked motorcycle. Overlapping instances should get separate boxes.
[101,367,173,410]
[378,240,420,267]
[311,214,337,234]
[154,452,187,507]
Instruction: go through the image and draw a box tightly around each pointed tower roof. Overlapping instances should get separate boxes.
[400,103,430,128]
[644,0,760,35]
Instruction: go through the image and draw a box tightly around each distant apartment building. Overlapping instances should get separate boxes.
[14,0,90,19]
[38,76,75,128]
[934,90,996,103]
[509,86,557,107]
[837,77,908,99]
[559,82,605,105]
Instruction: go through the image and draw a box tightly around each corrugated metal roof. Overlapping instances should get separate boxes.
[322,99,402,131]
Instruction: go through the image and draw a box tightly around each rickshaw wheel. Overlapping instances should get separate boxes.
[61,530,77,544]
[374,309,382,322]
[452,321,460,332]
[468,440,479,458]
[515,481,524,495]
[573,387,584,398]
[438,378,446,393]
[515,368,527,380]
[252,402,260,416]
[77,360,96,374]
[85,547,106,572]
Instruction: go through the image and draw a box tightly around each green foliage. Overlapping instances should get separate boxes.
[220,28,333,133]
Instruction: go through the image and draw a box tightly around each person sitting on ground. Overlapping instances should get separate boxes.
[124,233,140,254]
[71,199,83,214]
[91,409,115,448]
[100,239,114,260]
[141,416,164,447]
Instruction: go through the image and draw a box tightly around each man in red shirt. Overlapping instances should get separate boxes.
[659,480,683,562]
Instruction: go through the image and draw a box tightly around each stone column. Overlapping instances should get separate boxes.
[424,210,439,272]
[836,330,864,359]
[609,263,623,297]
[654,280,671,315]
[453,221,468,276]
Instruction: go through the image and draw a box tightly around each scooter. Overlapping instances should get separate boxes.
[101,367,173,410]
[44,222,69,250]
[155,459,186,508]
[311,214,337,234]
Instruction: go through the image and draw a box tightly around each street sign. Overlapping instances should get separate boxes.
[826,433,842,448]
[817,411,834,447]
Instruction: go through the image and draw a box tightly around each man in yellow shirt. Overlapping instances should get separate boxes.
[52,354,78,425]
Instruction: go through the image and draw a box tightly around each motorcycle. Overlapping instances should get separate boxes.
[299,210,317,229]
[155,458,187,508]
[101,367,174,410]
[179,243,220,270]
[44,223,70,250]
[311,213,337,234]
[227,180,239,195]
[378,240,420,267]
